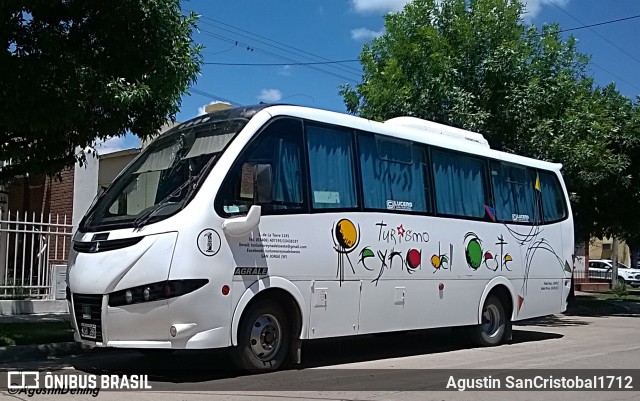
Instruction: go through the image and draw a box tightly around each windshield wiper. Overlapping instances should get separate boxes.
[132,155,219,229]
[132,175,199,229]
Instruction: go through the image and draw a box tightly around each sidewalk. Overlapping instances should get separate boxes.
[0,342,89,363]
[0,313,90,363]
[1,292,636,364]
[0,312,70,324]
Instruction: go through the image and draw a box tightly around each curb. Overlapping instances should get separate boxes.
[0,342,91,363]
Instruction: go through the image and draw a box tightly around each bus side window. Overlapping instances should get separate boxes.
[431,149,487,219]
[490,162,538,224]
[306,125,358,210]
[358,134,429,213]
[216,118,306,216]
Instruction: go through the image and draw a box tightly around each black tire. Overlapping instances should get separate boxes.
[232,300,290,373]
[472,295,506,346]
[617,277,626,286]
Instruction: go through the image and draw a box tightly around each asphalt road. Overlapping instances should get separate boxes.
[1,307,640,400]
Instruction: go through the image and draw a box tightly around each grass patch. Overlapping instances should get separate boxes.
[588,289,640,302]
[0,321,74,346]
[567,290,640,316]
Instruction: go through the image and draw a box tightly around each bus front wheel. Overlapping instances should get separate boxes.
[473,295,506,346]
[232,300,290,372]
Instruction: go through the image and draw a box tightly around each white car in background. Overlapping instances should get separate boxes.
[588,259,640,287]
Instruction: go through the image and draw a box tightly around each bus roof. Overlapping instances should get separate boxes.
[260,104,563,173]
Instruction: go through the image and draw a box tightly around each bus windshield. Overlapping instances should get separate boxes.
[80,111,256,232]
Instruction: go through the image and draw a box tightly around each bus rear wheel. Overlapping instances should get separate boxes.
[232,300,290,372]
[473,295,506,346]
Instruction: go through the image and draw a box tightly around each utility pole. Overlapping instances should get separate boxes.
[611,237,619,288]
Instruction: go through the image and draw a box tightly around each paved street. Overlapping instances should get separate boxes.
[2,307,640,400]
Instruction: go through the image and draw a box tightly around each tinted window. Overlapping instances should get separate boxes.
[358,134,429,212]
[538,171,567,223]
[431,149,488,218]
[307,125,358,209]
[83,117,248,230]
[216,118,305,216]
[491,162,538,224]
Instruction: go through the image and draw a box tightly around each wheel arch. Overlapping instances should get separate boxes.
[477,277,516,324]
[230,276,306,346]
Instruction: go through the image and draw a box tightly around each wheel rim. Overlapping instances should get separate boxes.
[249,313,282,361]
[481,304,501,338]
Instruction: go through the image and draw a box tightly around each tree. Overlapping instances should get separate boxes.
[553,85,640,242]
[608,99,640,259]
[341,0,640,242]
[0,0,202,182]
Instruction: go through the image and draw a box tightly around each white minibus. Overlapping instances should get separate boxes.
[68,104,574,372]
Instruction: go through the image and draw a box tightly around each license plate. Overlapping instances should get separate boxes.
[82,304,91,319]
[81,323,97,340]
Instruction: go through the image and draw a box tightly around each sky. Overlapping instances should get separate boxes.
[102,0,640,153]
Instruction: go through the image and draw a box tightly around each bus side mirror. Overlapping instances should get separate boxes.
[222,205,261,237]
[254,164,272,204]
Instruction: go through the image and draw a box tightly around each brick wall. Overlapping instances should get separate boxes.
[48,168,74,218]
[6,175,46,218]
[47,168,75,265]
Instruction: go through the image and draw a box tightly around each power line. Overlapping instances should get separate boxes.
[188,11,363,76]
[196,29,360,83]
[536,6,640,92]
[195,18,362,80]
[549,3,640,69]
[198,27,357,82]
[589,61,640,92]
[196,27,360,83]
[202,45,237,56]
[203,60,359,66]
[531,14,640,38]
[189,88,242,106]
[558,14,640,34]
[186,10,362,82]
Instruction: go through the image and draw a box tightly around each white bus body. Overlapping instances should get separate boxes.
[68,105,574,371]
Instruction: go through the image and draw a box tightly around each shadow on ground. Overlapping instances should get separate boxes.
[513,295,640,328]
[515,314,589,327]
[564,295,640,318]
[17,325,558,387]
[3,295,640,390]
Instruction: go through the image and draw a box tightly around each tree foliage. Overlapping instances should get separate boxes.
[0,0,202,181]
[341,0,640,242]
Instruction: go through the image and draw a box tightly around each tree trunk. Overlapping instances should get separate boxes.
[611,237,619,288]
[631,248,639,270]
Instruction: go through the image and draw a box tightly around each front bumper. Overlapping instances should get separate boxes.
[69,285,231,350]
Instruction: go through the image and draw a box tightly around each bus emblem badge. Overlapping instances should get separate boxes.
[234,267,268,276]
[197,229,221,256]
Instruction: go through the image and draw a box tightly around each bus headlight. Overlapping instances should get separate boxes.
[108,279,208,307]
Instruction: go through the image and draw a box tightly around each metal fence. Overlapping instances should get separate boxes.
[573,269,612,284]
[0,211,73,299]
